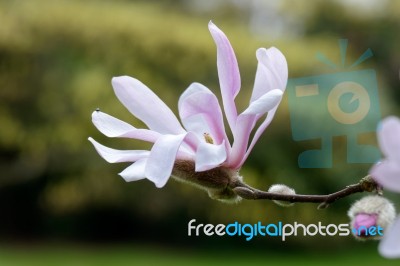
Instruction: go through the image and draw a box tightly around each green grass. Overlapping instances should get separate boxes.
[0,243,399,266]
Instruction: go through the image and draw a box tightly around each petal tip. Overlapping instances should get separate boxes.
[208,20,215,28]
[91,110,100,119]
[118,171,136,183]
[117,172,129,182]
[111,75,134,88]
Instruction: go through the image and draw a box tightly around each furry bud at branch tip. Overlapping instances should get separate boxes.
[348,195,396,240]
[268,184,296,207]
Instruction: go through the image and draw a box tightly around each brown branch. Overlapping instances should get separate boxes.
[231,175,379,209]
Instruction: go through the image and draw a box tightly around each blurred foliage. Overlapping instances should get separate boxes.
[0,0,399,251]
[0,243,399,266]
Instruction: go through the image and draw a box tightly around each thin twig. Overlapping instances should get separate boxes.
[231,175,378,209]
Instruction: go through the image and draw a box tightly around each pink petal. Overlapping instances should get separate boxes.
[241,89,283,115]
[353,213,377,229]
[92,111,160,143]
[227,89,283,169]
[227,114,257,169]
[179,82,228,145]
[179,115,211,140]
[379,216,400,258]
[119,159,147,182]
[251,47,288,102]
[241,110,278,167]
[208,21,240,131]
[88,137,149,163]
[235,47,287,167]
[370,160,400,193]
[145,134,188,188]
[112,76,185,135]
[195,141,227,172]
[378,116,400,162]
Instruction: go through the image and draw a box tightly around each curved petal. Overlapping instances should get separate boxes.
[370,160,400,193]
[177,132,200,157]
[208,21,240,132]
[251,47,288,102]
[145,134,188,188]
[88,137,149,163]
[179,82,228,145]
[195,141,227,172]
[379,216,400,258]
[181,114,211,140]
[119,159,147,182]
[241,89,283,116]
[112,76,185,135]
[233,47,287,167]
[227,114,257,169]
[92,111,160,143]
[378,116,400,162]
[227,89,283,169]
[241,109,277,166]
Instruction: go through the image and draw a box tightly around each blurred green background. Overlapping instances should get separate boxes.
[1,0,399,265]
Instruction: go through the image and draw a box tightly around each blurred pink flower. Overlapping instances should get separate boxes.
[89,21,287,194]
[370,116,400,258]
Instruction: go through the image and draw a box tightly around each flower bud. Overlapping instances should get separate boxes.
[348,195,396,240]
[268,184,296,207]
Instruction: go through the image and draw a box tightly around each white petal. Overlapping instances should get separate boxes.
[145,134,187,188]
[179,82,228,145]
[88,137,149,163]
[119,159,147,182]
[228,90,282,169]
[112,76,185,134]
[378,116,400,162]
[227,114,256,169]
[181,114,211,140]
[242,89,283,116]
[240,110,278,167]
[178,82,209,107]
[370,160,400,193]
[379,216,400,258]
[230,47,287,167]
[92,111,160,142]
[208,21,240,132]
[251,47,288,102]
[195,141,227,172]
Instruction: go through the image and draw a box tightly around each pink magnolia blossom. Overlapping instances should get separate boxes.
[370,116,400,258]
[89,22,288,201]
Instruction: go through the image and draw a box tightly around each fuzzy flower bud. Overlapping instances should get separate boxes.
[348,195,396,240]
[268,184,296,207]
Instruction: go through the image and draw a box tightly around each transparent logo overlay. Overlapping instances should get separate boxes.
[188,219,384,241]
[287,40,381,168]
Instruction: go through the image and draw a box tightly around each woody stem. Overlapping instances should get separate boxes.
[231,175,379,209]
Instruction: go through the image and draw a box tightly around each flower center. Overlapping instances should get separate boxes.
[203,133,214,144]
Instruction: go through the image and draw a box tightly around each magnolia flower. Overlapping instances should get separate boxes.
[89,21,288,202]
[370,116,400,258]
